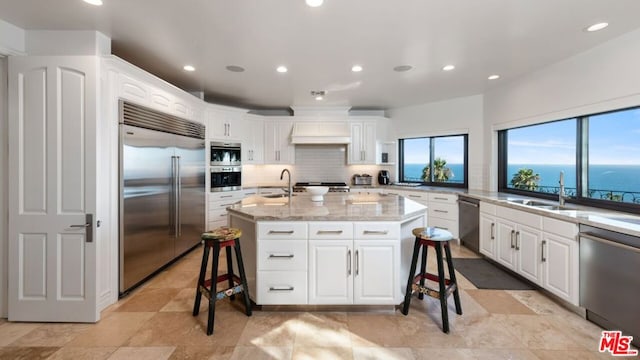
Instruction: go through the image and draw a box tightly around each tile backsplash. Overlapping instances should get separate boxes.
[294,145,348,182]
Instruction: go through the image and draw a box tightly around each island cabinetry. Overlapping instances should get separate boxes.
[427,193,459,238]
[256,222,308,305]
[308,222,399,305]
[207,190,245,230]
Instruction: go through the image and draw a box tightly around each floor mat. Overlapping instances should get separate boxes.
[452,258,535,290]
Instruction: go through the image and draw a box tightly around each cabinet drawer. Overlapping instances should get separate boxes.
[209,191,244,202]
[242,188,258,197]
[428,218,458,238]
[496,206,541,229]
[257,240,307,271]
[257,271,307,305]
[257,222,308,240]
[309,222,354,240]
[542,217,578,239]
[207,219,227,232]
[428,203,458,220]
[403,191,428,202]
[258,188,285,195]
[480,202,497,215]
[209,200,238,212]
[354,222,399,239]
[428,193,457,203]
[208,208,229,222]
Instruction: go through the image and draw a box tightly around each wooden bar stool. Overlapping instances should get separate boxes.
[193,226,252,335]
[401,227,462,333]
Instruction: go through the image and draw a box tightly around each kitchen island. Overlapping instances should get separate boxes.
[227,193,427,306]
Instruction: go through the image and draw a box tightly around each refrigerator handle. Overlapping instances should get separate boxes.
[171,156,179,237]
[176,156,182,237]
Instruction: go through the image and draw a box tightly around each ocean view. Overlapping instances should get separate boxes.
[403,163,640,193]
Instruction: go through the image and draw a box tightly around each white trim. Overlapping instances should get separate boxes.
[396,127,470,139]
[0,57,7,318]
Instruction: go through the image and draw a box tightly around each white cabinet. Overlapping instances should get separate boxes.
[427,193,459,238]
[348,121,376,164]
[350,188,382,194]
[264,119,295,164]
[541,217,579,304]
[207,190,245,231]
[515,224,543,284]
[308,222,399,305]
[242,115,264,164]
[208,108,243,140]
[479,201,497,258]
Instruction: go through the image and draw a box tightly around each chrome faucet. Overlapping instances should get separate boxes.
[280,168,292,199]
[559,171,566,206]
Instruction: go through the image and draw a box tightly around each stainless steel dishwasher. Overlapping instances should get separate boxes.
[580,224,640,346]
[458,195,480,253]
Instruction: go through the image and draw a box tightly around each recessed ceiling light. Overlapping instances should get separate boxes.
[393,65,413,72]
[442,64,455,71]
[226,65,245,73]
[183,65,195,72]
[488,74,500,80]
[315,96,324,101]
[311,90,325,100]
[83,0,103,5]
[306,0,323,7]
[276,66,288,73]
[586,22,609,32]
[351,65,363,72]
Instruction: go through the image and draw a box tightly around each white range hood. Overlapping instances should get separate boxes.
[290,122,351,144]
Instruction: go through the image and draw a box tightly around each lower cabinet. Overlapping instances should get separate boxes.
[353,240,398,304]
[541,232,578,304]
[308,240,352,304]
[479,213,497,258]
[496,219,543,285]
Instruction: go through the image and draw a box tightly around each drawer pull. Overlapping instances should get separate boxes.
[269,286,294,292]
[433,197,449,201]
[363,230,389,235]
[219,213,227,217]
[317,230,343,235]
[435,226,449,230]
[268,230,294,234]
[268,254,294,259]
[408,195,420,198]
[220,195,233,198]
[221,203,235,207]
[434,210,449,213]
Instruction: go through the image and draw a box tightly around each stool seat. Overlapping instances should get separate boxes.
[412,227,453,242]
[202,226,242,241]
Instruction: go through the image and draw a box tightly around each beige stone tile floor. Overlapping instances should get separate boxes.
[0,242,637,359]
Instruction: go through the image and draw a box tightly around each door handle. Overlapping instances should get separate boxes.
[515,231,520,250]
[541,240,546,262]
[347,250,352,275]
[510,230,515,248]
[355,250,359,275]
[490,223,495,240]
[71,214,93,243]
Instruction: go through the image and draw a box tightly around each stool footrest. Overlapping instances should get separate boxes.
[202,274,242,289]
[198,283,245,301]
[412,273,452,286]
[411,282,458,300]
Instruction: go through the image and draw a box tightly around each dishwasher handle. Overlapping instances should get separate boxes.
[458,199,479,207]
[580,232,640,253]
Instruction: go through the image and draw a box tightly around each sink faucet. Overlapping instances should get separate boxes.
[280,168,292,199]
[559,171,566,206]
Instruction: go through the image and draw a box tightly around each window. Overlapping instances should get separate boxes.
[399,134,468,188]
[499,106,640,212]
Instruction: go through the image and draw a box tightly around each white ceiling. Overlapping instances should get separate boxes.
[2,0,640,110]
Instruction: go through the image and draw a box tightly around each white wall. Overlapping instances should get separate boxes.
[484,28,640,190]
[0,56,7,318]
[387,95,485,190]
[0,19,25,55]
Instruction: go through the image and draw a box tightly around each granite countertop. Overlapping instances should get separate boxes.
[227,193,427,222]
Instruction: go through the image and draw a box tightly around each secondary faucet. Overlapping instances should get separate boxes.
[280,168,292,199]
[559,171,566,206]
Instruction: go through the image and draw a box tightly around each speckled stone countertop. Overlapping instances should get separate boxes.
[354,185,640,237]
[227,193,427,222]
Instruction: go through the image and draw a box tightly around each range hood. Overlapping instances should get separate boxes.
[290,122,351,144]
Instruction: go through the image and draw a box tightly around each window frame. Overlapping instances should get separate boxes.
[498,105,640,214]
[399,134,468,188]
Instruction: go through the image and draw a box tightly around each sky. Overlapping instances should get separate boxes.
[403,136,465,164]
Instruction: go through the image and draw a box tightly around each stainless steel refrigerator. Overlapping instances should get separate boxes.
[119,101,206,295]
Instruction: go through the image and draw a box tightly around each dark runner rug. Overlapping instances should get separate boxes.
[452,258,535,290]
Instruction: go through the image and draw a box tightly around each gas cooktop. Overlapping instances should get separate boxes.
[293,182,350,193]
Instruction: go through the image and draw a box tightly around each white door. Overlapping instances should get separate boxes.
[354,240,398,304]
[479,214,496,258]
[348,122,363,164]
[8,56,98,322]
[543,233,577,303]
[362,121,376,164]
[308,240,352,304]
[515,225,542,285]
[496,220,516,270]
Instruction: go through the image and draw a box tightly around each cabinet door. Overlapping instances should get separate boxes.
[542,233,578,304]
[263,120,278,163]
[308,240,353,304]
[354,240,398,304]
[496,219,517,270]
[277,121,295,164]
[362,121,376,164]
[208,109,227,139]
[515,225,542,285]
[479,213,496,259]
[349,122,364,164]
[242,117,264,164]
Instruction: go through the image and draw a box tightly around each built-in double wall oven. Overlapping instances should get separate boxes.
[210,141,242,192]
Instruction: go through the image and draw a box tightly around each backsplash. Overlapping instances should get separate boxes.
[294,145,348,182]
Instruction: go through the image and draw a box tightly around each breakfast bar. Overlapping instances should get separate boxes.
[227,193,427,306]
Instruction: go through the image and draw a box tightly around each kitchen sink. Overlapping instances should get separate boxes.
[508,199,569,211]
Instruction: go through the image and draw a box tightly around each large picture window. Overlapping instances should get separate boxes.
[399,134,468,188]
[499,106,640,212]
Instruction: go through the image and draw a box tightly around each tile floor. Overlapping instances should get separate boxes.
[0,243,635,359]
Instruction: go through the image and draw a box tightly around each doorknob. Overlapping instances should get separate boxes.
[70,214,93,243]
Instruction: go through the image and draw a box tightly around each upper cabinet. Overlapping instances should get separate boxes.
[207,108,245,140]
[264,119,295,164]
[348,120,376,164]
[243,114,264,164]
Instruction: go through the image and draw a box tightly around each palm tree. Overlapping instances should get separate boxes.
[510,168,540,191]
[422,158,454,182]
